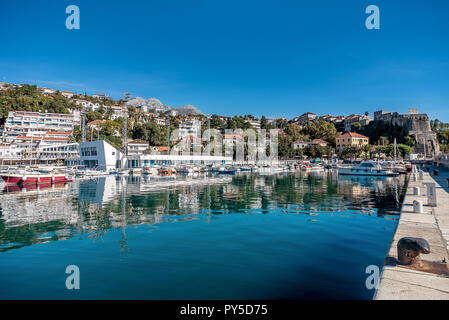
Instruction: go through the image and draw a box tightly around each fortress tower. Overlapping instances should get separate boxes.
[374,109,440,157]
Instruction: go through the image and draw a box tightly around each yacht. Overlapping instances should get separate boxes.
[338,161,398,177]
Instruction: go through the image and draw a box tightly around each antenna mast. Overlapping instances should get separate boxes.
[81,107,86,142]
[122,106,128,156]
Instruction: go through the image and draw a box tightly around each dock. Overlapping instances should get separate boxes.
[375,167,449,299]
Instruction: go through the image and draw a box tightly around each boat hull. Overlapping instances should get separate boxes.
[1,174,71,185]
[338,168,398,177]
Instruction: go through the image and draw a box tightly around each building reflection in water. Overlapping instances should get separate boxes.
[0,171,407,252]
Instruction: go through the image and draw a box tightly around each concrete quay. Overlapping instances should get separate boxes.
[375,168,449,300]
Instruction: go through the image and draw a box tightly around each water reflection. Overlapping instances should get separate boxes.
[0,171,406,253]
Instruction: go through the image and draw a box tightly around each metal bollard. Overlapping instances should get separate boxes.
[397,237,430,266]
[425,183,437,207]
[413,200,423,213]
[413,186,420,196]
[412,173,417,182]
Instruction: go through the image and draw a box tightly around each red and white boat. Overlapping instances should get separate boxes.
[1,171,71,185]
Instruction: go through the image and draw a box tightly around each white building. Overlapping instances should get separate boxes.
[127,139,149,156]
[75,99,102,111]
[40,87,55,96]
[61,91,74,98]
[92,94,109,101]
[2,111,75,144]
[178,119,201,139]
[79,140,123,170]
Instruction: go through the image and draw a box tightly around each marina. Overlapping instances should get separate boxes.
[0,169,407,299]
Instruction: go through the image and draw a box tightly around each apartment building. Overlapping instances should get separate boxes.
[2,111,75,144]
[178,119,201,139]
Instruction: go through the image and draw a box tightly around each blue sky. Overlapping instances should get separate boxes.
[1,0,448,121]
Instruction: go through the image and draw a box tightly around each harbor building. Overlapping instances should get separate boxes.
[336,132,369,151]
[79,140,123,170]
[78,139,232,170]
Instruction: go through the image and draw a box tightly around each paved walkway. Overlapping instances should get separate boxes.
[375,167,449,299]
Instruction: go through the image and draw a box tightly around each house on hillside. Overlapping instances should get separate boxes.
[61,91,74,98]
[336,132,369,151]
[127,139,149,156]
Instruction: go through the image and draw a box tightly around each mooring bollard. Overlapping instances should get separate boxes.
[425,182,437,207]
[397,237,430,266]
[419,171,423,181]
[413,186,420,196]
[412,173,417,182]
[413,200,423,213]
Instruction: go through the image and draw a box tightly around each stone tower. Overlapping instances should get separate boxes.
[373,109,440,157]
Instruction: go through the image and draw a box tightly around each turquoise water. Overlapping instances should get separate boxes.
[0,171,407,299]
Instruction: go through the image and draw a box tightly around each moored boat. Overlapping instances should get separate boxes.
[338,161,398,176]
[1,172,71,184]
[217,167,237,174]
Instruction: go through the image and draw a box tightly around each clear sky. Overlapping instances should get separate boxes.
[1,0,448,121]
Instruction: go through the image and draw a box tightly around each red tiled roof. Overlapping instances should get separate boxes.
[87,120,105,125]
[312,139,328,144]
[129,139,148,145]
[338,132,368,139]
[16,136,69,141]
[46,131,72,135]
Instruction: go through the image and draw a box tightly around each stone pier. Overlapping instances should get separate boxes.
[375,168,449,299]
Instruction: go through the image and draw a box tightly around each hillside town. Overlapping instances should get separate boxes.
[0,82,448,172]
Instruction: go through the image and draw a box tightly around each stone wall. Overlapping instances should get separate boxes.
[374,110,440,157]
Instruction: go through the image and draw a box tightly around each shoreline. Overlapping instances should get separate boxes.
[375,168,449,299]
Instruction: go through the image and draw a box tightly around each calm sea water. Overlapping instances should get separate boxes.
[0,171,407,300]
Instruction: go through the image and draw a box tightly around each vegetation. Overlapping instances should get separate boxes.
[0,85,77,124]
[431,119,449,153]
[352,120,415,147]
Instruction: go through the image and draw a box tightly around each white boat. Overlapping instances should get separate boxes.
[130,168,142,175]
[310,164,324,172]
[338,161,398,176]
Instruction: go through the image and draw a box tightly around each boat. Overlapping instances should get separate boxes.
[0,169,72,185]
[117,169,131,175]
[142,166,152,175]
[130,168,142,175]
[217,167,237,174]
[310,164,324,172]
[380,161,409,174]
[158,167,175,176]
[337,161,398,176]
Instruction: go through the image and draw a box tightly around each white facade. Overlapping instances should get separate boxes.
[127,140,149,156]
[178,119,201,138]
[2,111,75,144]
[79,140,123,170]
[75,99,102,111]
[40,88,55,95]
[61,91,74,98]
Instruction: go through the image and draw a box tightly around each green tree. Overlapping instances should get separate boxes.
[301,120,337,146]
